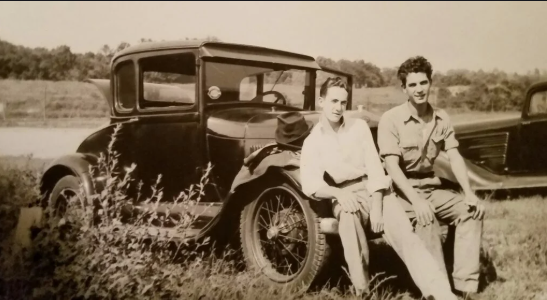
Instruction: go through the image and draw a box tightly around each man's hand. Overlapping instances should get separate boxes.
[334,189,361,213]
[370,206,383,233]
[446,148,486,221]
[464,193,486,220]
[412,198,436,226]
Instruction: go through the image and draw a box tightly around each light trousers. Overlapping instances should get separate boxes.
[396,184,484,293]
[332,181,457,299]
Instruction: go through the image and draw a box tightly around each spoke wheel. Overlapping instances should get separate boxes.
[240,183,330,289]
[48,175,84,223]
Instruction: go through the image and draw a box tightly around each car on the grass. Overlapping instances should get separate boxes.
[39,39,543,290]
[432,80,547,192]
[40,40,363,290]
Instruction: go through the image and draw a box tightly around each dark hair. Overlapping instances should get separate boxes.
[397,56,433,86]
[319,77,349,98]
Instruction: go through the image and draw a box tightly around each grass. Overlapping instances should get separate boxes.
[0,78,538,298]
[0,153,546,299]
[477,196,547,299]
[0,79,109,119]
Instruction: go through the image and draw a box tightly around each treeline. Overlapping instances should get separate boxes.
[0,39,112,81]
[2,37,547,112]
[318,58,547,112]
[0,37,219,82]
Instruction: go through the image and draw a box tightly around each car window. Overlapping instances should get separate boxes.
[115,60,136,112]
[205,61,308,109]
[239,76,257,100]
[263,70,306,107]
[139,53,196,110]
[529,90,547,116]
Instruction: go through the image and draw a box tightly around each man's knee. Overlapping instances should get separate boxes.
[454,214,483,237]
[448,200,483,227]
[414,218,444,243]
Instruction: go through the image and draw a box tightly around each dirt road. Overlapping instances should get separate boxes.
[0,127,95,159]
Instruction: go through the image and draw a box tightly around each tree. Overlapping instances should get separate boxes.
[115,42,131,53]
[381,67,399,86]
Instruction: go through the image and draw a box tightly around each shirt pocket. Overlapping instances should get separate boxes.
[399,138,420,163]
[426,135,444,162]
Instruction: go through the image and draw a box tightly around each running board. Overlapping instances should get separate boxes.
[491,173,547,190]
[126,202,223,240]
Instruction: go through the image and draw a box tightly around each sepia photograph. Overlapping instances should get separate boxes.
[0,1,546,299]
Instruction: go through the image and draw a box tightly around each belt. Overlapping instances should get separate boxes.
[404,171,435,179]
[333,175,367,189]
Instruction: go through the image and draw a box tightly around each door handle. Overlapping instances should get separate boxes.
[522,120,531,125]
[195,166,203,177]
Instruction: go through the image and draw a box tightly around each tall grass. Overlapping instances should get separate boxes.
[1,125,546,299]
[0,125,405,300]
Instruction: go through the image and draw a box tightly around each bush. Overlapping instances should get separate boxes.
[0,157,41,246]
[0,124,225,299]
[0,125,407,300]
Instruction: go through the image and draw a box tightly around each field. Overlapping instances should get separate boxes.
[0,79,542,299]
[0,154,546,299]
[0,79,516,128]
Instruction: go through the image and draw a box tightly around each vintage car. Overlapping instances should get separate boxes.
[40,40,365,290]
[39,40,534,290]
[435,80,547,192]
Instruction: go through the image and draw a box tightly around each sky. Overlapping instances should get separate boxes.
[1,1,546,74]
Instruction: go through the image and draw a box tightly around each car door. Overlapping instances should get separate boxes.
[519,87,547,173]
[108,58,140,200]
[132,51,205,203]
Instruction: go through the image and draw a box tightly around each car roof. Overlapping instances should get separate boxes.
[113,40,206,59]
[527,80,547,92]
[112,40,321,70]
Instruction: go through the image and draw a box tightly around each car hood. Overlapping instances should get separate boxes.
[453,112,521,136]
[206,106,381,139]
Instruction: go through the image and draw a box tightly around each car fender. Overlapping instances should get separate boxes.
[432,151,504,191]
[222,167,331,220]
[40,153,99,205]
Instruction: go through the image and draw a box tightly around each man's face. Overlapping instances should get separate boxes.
[403,72,431,105]
[318,86,348,123]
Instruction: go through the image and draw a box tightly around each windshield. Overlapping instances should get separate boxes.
[204,61,311,109]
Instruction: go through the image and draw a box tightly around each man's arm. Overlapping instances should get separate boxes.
[313,186,361,213]
[360,120,390,232]
[377,115,436,226]
[446,149,473,195]
[300,136,360,213]
[383,156,436,225]
[383,156,422,204]
[441,111,485,220]
[446,148,486,220]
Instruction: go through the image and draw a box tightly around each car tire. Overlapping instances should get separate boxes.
[239,182,331,290]
[48,175,83,220]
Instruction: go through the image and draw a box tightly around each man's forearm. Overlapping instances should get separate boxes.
[371,190,383,211]
[447,150,474,195]
[385,158,422,204]
[312,185,343,200]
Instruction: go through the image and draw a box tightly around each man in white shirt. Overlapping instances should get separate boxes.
[300,77,458,299]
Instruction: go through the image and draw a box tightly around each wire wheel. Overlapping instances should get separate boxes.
[48,175,82,219]
[240,183,330,289]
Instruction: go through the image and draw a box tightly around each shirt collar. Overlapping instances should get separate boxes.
[319,114,346,134]
[401,100,444,123]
